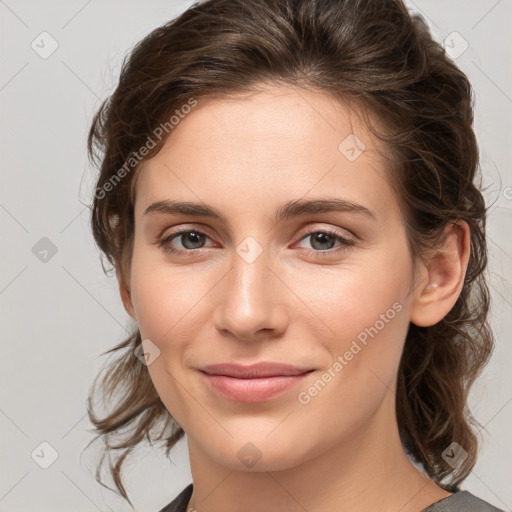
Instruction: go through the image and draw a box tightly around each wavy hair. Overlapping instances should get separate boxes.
[85,0,495,505]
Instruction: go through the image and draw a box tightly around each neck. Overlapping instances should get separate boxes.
[184,392,451,512]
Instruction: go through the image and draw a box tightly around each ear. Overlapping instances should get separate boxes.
[117,270,137,322]
[409,220,471,327]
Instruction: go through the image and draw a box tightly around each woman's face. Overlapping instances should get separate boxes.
[123,86,423,471]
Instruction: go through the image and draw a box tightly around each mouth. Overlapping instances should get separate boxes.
[199,362,314,378]
[198,362,315,403]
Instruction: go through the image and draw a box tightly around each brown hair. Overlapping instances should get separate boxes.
[85,0,494,505]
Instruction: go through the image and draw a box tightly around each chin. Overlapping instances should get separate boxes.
[204,436,313,473]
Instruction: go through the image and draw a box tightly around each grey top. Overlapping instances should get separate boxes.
[158,483,506,512]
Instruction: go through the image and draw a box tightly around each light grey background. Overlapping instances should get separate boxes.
[1,1,511,511]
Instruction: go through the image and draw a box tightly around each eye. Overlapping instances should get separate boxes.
[158,229,214,254]
[295,228,355,257]
[157,227,356,257]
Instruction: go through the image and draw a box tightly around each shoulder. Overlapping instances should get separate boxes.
[422,490,505,512]
[158,483,194,512]
[158,485,506,512]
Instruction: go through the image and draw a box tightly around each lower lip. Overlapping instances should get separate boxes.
[200,371,313,403]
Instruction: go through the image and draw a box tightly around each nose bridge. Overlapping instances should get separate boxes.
[230,235,271,313]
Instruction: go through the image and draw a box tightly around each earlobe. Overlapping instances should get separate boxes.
[409,220,471,328]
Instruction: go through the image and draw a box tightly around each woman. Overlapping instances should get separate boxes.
[85,0,504,510]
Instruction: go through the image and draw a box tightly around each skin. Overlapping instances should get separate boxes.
[119,85,470,512]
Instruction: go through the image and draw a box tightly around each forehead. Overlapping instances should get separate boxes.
[133,86,398,223]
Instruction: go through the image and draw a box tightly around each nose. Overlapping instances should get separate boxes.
[212,246,289,342]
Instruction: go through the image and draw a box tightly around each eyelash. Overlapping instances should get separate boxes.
[157,227,356,259]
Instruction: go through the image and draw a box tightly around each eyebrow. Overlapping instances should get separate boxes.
[143,197,377,223]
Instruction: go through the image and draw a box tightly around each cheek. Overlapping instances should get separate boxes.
[295,246,412,383]
[131,275,191,346]
[291,268,408,441]
[128,249,208,427]
[298,249,409,335]
[129,245,180,341]
[129,245,214,349]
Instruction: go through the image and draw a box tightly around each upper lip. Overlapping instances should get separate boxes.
[199,362,314,378]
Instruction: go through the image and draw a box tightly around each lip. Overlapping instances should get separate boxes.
[199,362,313,378]
[198,362,315,403]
